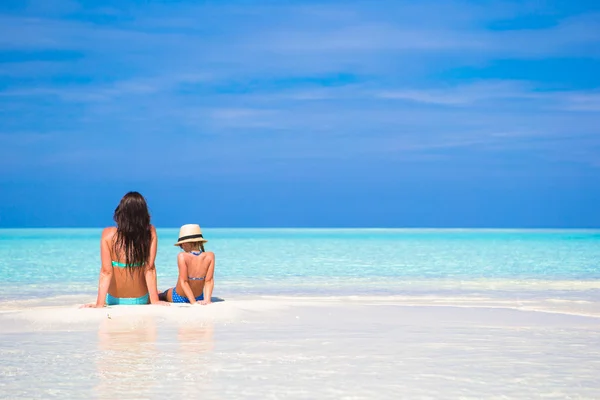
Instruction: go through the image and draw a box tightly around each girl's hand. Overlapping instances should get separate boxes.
[150,301,171,306]
[80,303,105,308]
[200,299,212,305]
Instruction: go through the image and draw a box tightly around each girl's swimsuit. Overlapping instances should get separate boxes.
[171,287,204,303]
[165,250,206,303]
[105,261,150,305]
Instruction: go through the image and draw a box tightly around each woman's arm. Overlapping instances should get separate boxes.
[144,226,165,305]
[201,252,215,305]
[83,228,113,308]
[177,253,197,304]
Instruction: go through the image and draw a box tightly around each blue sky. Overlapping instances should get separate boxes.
[0,0,599,228]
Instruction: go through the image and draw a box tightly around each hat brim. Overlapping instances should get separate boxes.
[174,238,208,246]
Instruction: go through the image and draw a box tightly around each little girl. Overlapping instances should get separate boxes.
[159,224,215,305]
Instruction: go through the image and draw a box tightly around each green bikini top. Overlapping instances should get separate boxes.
[111,261,144,268]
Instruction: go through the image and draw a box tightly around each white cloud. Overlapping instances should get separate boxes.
[561,92,600,111]
[376,81,532,105]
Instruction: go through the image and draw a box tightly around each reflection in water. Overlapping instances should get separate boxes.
[177,321,215,397]
[95,315,159,399]
[94,310,216,398]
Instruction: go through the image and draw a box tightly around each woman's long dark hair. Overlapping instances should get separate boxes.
[113,191,152,268]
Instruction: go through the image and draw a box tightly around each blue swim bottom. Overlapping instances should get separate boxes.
[106,293,150,305]
[171,287,204,303]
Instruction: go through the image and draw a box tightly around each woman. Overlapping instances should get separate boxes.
[83,192,166,307]
[159,224,215,305]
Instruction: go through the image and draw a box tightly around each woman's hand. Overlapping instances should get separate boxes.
[200,299,212,305]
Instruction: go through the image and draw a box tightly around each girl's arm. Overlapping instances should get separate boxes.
[177,253,197,304]
[201,252,215,305]
[144,226,165,305]
[83,228,113,308]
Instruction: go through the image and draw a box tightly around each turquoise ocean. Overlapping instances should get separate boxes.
[1,228,599,305]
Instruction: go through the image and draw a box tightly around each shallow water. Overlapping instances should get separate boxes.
[1,300,600,399]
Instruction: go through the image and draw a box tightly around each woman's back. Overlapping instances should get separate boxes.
[84,191,163,307]
[103,226,154,298]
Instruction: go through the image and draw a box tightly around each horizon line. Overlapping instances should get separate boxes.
[0,226,599,231]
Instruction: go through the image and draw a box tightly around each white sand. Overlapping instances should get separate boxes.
[1,296,600,399]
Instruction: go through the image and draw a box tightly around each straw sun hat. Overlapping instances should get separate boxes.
[174,224,208,246]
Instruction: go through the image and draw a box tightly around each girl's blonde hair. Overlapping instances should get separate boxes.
[181,241,205,252]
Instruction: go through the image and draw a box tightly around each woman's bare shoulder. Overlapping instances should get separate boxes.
[101,227,117,239]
